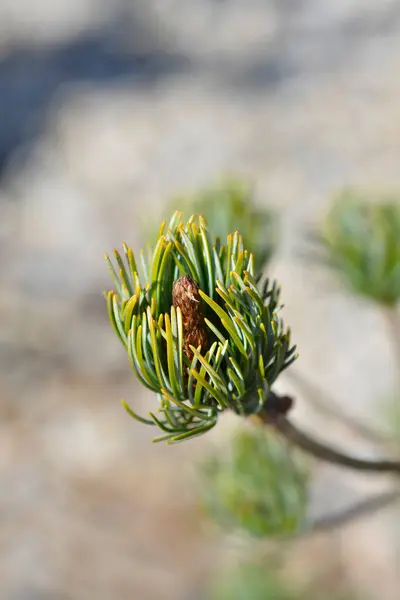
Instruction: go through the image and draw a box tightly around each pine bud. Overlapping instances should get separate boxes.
[172,275,208,361]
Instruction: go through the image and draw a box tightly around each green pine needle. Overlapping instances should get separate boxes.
[105,211,296,443]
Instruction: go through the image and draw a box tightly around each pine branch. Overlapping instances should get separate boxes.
[258,393,400,476]
[286,369,388,446]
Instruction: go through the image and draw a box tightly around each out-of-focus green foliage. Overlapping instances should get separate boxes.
[318,190,400,306]
[207,561,357,600]
[152,178,277,274]
[208,563,294,600]
[199,426,308,537]
[379,393,400,445]
[105,211,296,443]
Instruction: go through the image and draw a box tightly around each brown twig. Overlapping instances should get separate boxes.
[258,402,400,476]
[381,305,400,586]
[286,369,388,446]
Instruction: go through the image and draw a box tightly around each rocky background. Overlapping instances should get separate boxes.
[0,1,399,599]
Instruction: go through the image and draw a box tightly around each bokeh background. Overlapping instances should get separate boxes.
[1,1,399,599]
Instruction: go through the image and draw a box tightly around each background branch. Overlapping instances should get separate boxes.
[306,489,400,533]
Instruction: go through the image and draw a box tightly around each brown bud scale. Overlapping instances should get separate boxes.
[172,275,208,361]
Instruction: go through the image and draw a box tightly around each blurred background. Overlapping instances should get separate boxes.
[0,1,399,599]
